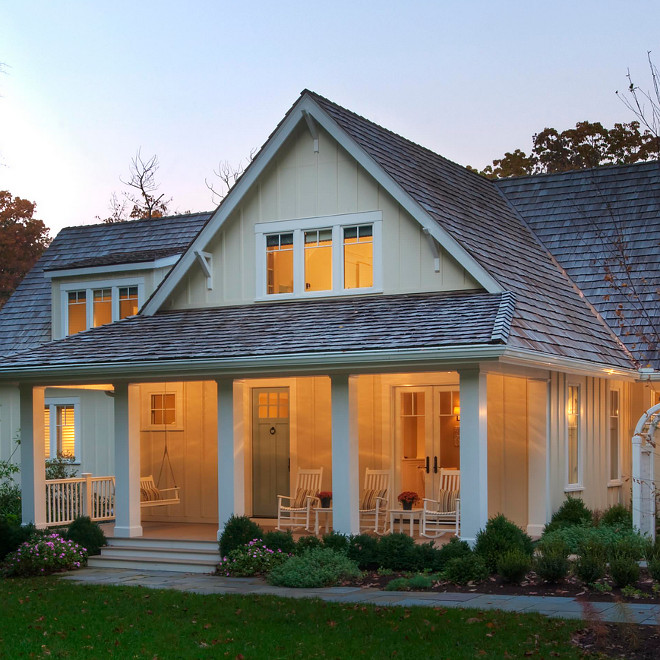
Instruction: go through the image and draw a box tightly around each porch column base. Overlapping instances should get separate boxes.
[113,525,143,538]
[526,523,545,538]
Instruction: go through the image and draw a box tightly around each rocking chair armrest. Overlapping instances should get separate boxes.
[306,495,321,507]
[277,495,294,504]
[375,496,388,508]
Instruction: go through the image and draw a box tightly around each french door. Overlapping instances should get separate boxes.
[395,386,460,499]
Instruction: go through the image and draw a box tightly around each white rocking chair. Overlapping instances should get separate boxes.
[140,475,181,508]
[277,467,323,531]
[421,468,460,538]
[359,468,390,534]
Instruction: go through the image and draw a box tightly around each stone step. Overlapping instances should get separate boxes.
[101,546,219,563]
[88,555,216,574]
[106,537,217,552]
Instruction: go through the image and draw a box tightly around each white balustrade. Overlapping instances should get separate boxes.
[44,473,115,527]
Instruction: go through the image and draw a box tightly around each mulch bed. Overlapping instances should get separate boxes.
[572,624,660,659]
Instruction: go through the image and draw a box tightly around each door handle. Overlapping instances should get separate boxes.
[433,456,438,473]
[425,456,430,474]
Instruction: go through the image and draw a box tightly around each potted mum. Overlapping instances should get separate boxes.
[397,491,419,510]
[318,491,332,508]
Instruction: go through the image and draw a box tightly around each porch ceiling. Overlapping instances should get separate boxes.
[0,290,509,381]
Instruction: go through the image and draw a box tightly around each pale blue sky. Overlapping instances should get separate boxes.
[1,1,659,234]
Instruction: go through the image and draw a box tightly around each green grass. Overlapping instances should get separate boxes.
[0,577,587,658]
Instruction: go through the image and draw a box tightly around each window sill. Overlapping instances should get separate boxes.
[255,287,383,303]
[564,485,584,493]
[607,480,623,488]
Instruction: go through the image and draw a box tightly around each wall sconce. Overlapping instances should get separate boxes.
[453,405,460,422]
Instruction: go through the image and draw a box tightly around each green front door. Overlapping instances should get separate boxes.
[252,388,290,517]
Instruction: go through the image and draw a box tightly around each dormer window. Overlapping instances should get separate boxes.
[62,280,144,336]
[256,211,382,300]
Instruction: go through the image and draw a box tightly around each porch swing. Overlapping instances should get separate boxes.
[140,389,181,508]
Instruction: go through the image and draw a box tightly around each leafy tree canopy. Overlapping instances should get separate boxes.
[472,120,660,179]
[0,191,50,309]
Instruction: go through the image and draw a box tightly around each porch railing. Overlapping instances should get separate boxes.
[45,473,115,527]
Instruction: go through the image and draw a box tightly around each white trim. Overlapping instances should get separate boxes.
[44,255,179,279]
[60,278,145,336]
[563,485,585,493]
[142,95,502,315]
[44,396,81,462]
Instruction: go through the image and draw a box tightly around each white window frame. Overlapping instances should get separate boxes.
[607,386,622,487]
[254,211,383,300]
[44,397,81,463]
[140,383,184,431]
[564,382,584,492]
[60,278,145,336]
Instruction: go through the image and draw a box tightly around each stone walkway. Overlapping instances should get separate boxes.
[59,567,660,626]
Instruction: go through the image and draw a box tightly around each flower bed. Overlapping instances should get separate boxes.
[3,533,87,577]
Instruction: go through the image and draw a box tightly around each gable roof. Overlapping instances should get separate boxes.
[496,162,660,369]
[0,212,211,357]
[0,290,512,379]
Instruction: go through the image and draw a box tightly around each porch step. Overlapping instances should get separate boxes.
[88,538,220,574]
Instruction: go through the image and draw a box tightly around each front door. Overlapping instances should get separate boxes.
[395,386,460,499]
[252,388,290,517]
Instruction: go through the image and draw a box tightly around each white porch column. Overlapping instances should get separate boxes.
[330,374,359,535]
[20,384,47,528]
[113,382,142,537]
[216,378,243,539]
[458,368,488,546]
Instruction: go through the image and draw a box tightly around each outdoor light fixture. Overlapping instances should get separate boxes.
[453,405,460,422]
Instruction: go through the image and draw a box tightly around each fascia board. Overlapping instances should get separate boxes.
[502,347,637,379]
[0,344,506,385]
[143,94,502,316]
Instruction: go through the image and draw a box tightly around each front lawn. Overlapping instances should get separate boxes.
[0,577,585,658]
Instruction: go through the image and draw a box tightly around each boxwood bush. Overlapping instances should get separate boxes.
[262,530,297,555]
[444,554,488,585]
[376,533,417,571]
[66,516,107,556]
[347,534,380,570]
[474,515,533,573]
[268,547,360,588]
[600,504,632,529]
[541,525,646,559]
[533,540,570,583]
[544,496,593,534]
[497,549,532,584]
[219,516,263,557]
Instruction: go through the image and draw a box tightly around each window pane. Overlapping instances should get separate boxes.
[344,225,373,289]
[610,390,620,481]
[44,407,51,458]
[567,386,579,485]
[68,291,87,335]
[119,286,139,319]
[266,233,294,294]
[57,405,75,459]
[401,391,425,459]
[93,288,112,327]
[304,229,332,291]
[151,393,176,425]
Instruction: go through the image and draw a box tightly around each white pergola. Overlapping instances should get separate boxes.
[632,402,659,540]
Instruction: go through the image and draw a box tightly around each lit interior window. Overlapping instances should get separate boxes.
[567,385,580,485]
[344,225,373,289]
[93,288,113,327]
[44,407,51,457]
[44,404,76,459]
[119,286,139,318]
[304,229,332,291]
[609,390,620,481]
[266,233,294,294]
[68,291,87,335]
[151,393,176,425]
[258,391,289,419]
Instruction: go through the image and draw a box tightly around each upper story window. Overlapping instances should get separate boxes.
[256,211,382,300]
[62,280,144,336]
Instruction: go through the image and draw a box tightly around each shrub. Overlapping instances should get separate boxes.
[497,549,532,584]
[268,547,360,588]
[609,553,640,588]
[376,533,416,571]
[533,541,570,583]
[411,542,444,572]
[574,540,607,585]
[647,557,660,582]
[3,533,87,576]
[262,530,296,555]
[347,534,379,570]
[600,504,632,529]
[540,525,646,558]
[322,531,349,553]
[0,483,21,519]
[218,539,290,577]
[436,537,472,568]
[218,516,263,556]
[66,516,107,556]
[384,577,410,591]
[544,496,593,534]
[385,574,434,591]
[474,515,534,573]
[296,534,323,554]
[444,554,488,585]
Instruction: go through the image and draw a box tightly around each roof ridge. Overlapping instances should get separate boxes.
[57,211,213,234]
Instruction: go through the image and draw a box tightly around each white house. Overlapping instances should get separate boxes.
[0,90,658,546]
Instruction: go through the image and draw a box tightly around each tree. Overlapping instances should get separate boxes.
[0,191,50,308]
[473,120,659,179]
[100,150,171,223]
[205,149,256,205]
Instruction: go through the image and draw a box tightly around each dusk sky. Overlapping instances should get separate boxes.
[1,1,659,235]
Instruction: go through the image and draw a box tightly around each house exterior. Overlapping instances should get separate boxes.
[0,90,658,545]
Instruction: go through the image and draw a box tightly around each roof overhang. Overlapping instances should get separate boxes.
[44,254,180,279]
[142,93,502,316]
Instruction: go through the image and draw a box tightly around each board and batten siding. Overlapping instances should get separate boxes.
[166,123,478,310]
[0,386,21,484]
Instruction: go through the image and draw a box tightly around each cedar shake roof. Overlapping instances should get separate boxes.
[0,212,211,357]
[0,291,511,369]
[304,90,634,369]
[496,162,660,370]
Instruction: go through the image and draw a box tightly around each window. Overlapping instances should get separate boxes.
[256,211,382,299]
[150,393,176,425]
[62,280,144,336]
[609,389,621,482]
[44,400,79,461]
[567,385,580,487]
